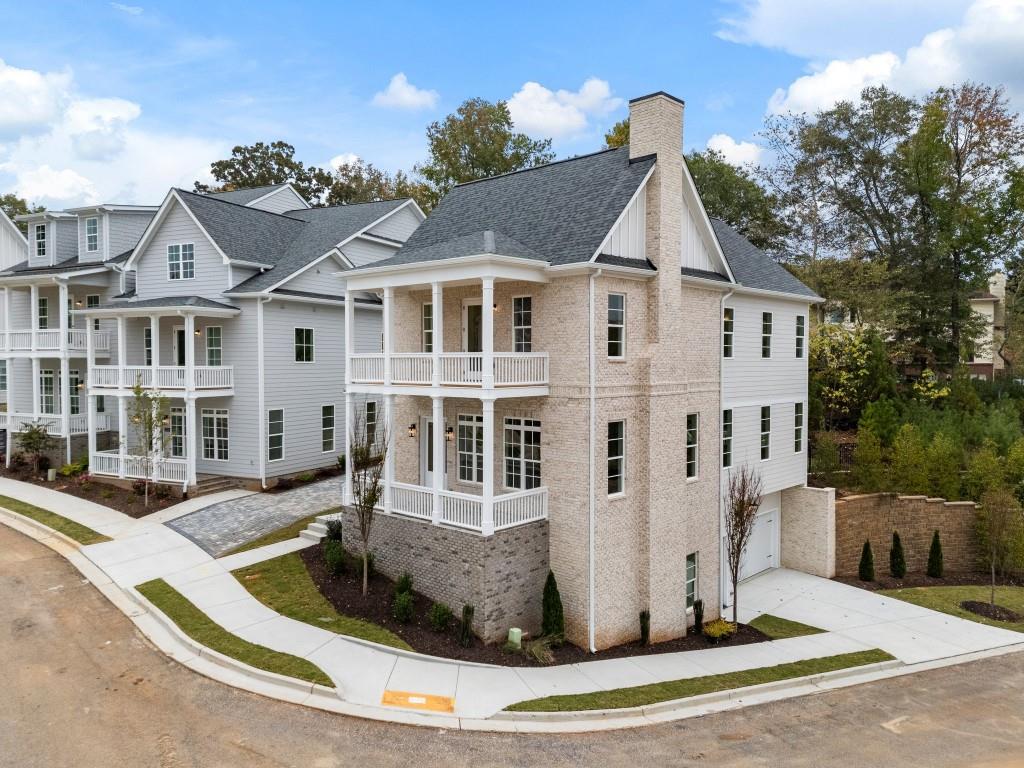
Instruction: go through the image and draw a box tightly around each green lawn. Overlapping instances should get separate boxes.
[0,494,111,545]
[505,649,894,712]
[879,585,1024,633]
[232,552,412,651]
[749,614,825,640]
[137,578,333,687]
[222,510,338,556]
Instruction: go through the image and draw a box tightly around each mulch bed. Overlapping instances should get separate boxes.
[0,466,179,518]
[836,573,1024,591]
[300,545,770,667]
[960,600,1023,622]
[266,465,342,494]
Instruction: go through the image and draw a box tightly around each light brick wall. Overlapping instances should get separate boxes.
[781,485,835,577]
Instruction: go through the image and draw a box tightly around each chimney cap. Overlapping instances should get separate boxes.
[628,91,685,107]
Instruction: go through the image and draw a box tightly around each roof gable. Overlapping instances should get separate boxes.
[709,219,818,299]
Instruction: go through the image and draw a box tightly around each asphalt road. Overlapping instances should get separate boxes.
[4,524,1024,768]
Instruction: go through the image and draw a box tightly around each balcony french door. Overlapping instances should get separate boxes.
[419,416,447,486]
[461,300,483,382]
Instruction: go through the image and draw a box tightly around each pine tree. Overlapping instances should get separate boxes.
[541,571,565,638]
[859,540,875,581]
[927,530,944,578]
[890,531,907,578]
[891,424,928,494]
[852,429,885,491]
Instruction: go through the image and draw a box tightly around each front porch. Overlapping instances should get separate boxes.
[385,481,547,533]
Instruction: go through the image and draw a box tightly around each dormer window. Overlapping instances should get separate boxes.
[34,225,46,259]
[167,243,195,280]
[86,217,99,252]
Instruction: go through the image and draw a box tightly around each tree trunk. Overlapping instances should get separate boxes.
[991,561,996,608]
[362,545,368,596]
[732,566,739,623]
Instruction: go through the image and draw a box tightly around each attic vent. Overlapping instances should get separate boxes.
[483,230,495,253]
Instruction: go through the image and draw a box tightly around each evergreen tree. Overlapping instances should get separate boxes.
[541,571,565,638]
[891,424,929,494]
[890,531,907,578]
[965,440,1005,501]
[859,540,875,581]
[851,429,885,491]
[927,432,962,500]
[927,530,944,578]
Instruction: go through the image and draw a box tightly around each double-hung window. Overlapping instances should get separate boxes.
[37,297,48,330]
[513,296,532,353]
[607,294,625,359]
[686,553,698,610]
[167,244,195,280]
[69,370,81,415]
[760,405,772,460]
[0,360,6,392]
[202,408,229,460]
[87,295,100,331]
[144,327,153,366]
[723,307,734,358]
[458,414,484,483]
[321,405,335,453]
[39,370,55,414]
[294,328,314,362]
[796,315,806,358]
[365,401,377,447]
[34,225,46,259]
[267,409,284,462]
[794,402,804,453]
[685,413,699,480]
[607,420,625,495]
[761,312,773,358]
[422,303,433,352]
[504,417,541,490]
[85,217,98,253]
[206,326,222,366]
[170,407,185,457]
[722,409,733,469]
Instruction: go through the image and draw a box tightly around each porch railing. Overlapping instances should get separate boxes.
[349,352,548,388]
[0,329,110,353]
[0,412,110,435]
[89,365,233,390]
[384,482,547,534]
[90,450,188,484]
[494,486,549,530]
[390,481,433,520]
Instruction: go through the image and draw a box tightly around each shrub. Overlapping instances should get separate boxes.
[541,571,564,637]
[693,599,704,635]
[459,605,474,647]
[395,572,413,596]
[889,531,906,578]
[524,635,555,664]
[859,540,875,581]
[324,518,343,542]
[154,484,170,499]
[852,429,886,491]
[322,540,347,576]
[927,530,944,578]
[428,602,453,632]
[59,455,89,477]
[891,424,928,494]
[336,454,346,474]
[859,397,901,447]
[100,488,114,499]
[131,480,146,496]
[965,440,1005,501]
[703,619,736,643]
[297,472,315,483]
[927,433,961,500]
[16,423,56,473]
[639,610,650,646]
[1005,437,1024,502]
[8,453,26,471]
[392,592,414,623]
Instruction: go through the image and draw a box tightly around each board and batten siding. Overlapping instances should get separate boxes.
[0,216,26,271]
[681,198,721,274]
[366,203,420,242]
[599,186,646,261]
[246,187,307,215]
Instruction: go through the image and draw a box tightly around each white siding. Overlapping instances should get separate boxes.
[681,199,722,274]
[247,187,307,214]
[0,215,26,270]
[279,257,348,295]
[340,238,398,267]
[107,212,155,261]
[54,219,78,264]
[367,204,420,242]
[600,189,646,261]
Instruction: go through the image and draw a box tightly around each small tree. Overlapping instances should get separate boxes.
[541,570,564,638]
[126,380,170,507]
[16,421,57,474]
[889,531,906,578]
[348,407,389,596]
[890,424,928,494]
[858,540,875,581]
[978,489,1024,608]
[858,397,900,447]
[851,429,885,491]
[927,530,944,578]
[965,440,1005,501]
[927,433,961,501]
[724,465,764,623]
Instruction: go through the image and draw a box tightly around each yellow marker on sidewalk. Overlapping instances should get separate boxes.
[381,690,455,713]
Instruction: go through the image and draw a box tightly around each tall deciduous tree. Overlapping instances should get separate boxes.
[194,141,334,204]
[603,119,630,149]
[0,193,44,235]
[326,159,431,212]
[723,465,763,623]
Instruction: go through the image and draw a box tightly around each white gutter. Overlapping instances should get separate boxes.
[257,296,271,489]
[587,267,602,653]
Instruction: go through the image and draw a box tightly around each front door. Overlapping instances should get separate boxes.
[172,326,186,366]
[462,300,483,382]
[419,416,447,486]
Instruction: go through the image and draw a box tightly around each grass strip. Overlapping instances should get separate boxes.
[880,585,1024,633]
[749,614,826,639]
[233,552,412,651]
[222,510,337,556]
[0,494,110,545]
[505,649,895,712]
[136,578,333,687]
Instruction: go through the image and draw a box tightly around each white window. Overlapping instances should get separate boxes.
[607,420,625,495]
[34,225,46,259]
[794,402,804,453]
[170,407,186,458]
[761,405,771,460]
[294,328,314,362]
[513,296,532,353]
[144,327,152,366]
[365,401,377,446]
[87,295,100,331]
[722,409,733,469]
[69,370,81,415]
[206,326,222,366]
[0,360,6,392]
[85,217,98,252]
[202,408,229,461]
[167,243,195,280]
[321,405,335,453]
[37,297,48,330]
[422,303,433,353]
[796,316,806,359]
[607,294,626,359]
[723,307,734,358]
[458,414,484,483]
[504,417,541,490]
[39,370,55,414]
[685,413,699,480]
[686,552,698,610]
[268,409,284,462]
[762,312,773,358]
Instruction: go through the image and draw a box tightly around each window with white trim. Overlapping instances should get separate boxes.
[762,312,773,358]
[294,328,314,362]
[796,315,806,358]
[422,303,433,353]
[87,294,100,331]
[794,402,804,453]
[86,217,98,252]
[34,225,46,259]
[39,370,55,414]
[321,405,335,453]
[206,326,222,366]
[170,407,185,457]
[608,294,626,358]
[686,552,698,610]
[504,417,541,490]
[722,409,733,468]
[202,408,229,460]
[0,360,6,392]
[723,307,734,358]
[458,414,484,483]
[144,327,152,366]
[69,369,81,415]
[37,297,48,330]
[513,296,532,353]
[685,413,699,480]
[760,405,771,460]
[96,395,105,414]
[608,420,625,495]
[167,243,195,280]
[268,409,284,462]
[365,401,377,447]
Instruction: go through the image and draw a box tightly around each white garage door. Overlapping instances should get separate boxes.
[739,508,777,581]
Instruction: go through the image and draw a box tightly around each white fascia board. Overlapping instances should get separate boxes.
[257,249,353,295]
[249,183,310,209]
[681,160,736,284]
[0,266,112,285]
[0,210,27,245]
[356,232,404,247]
[549,262,657,280]
[74,305,240,318]
[342,253,548,291]
[725,282,823,304]
[588,163,656,262]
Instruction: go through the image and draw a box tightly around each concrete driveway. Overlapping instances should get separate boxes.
[737,568,1023,664]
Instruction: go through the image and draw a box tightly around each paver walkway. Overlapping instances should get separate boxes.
[167,479,342,555]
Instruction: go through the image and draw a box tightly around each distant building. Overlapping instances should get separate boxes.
[967,272,1006,380]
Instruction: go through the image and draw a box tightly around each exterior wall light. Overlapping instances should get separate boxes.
[445,426,454,442]
[408,423,417,439]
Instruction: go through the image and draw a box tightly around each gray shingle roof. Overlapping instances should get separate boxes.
[710,219,819,299]
[205,184,294,206]
[93,295,239,311]
[368,147,655,269]
[0,256,111,277]
[596,253,657,271]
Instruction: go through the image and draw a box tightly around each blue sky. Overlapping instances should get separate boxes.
[0,0,1019,206]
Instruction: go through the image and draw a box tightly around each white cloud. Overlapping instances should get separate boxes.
[768,53,900,114]
[0,59,72,140]
[507,78,623,139]
[13,165,97,204]
[329,153,360,169]
[706,133,764,165]
[372,73,438,110]
[110,2,143,15]
[65,97,142,161]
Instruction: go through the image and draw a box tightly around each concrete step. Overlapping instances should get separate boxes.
[190,479,243,498]
[299,529,324,542]
[307,522,328,535]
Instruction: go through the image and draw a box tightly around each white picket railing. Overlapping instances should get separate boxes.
[494,487,548,530]
[391,354,433,385]
[0,329,110,352]
[371,480,549,534]
[390,481,434,520]
[439,489,483,530]
[440,353,483,385]
[350,354,385,383]
[90,450,188,484]
[0,412,110,435]
[350,352,548,388]
[89,365,233,390]
[493,353,549,386]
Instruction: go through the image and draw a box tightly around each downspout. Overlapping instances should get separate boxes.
[588,267,603,653]
[719,288,734,611]
[257,295,272,488]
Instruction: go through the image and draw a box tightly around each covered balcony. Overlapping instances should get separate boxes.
[0,329,110,355]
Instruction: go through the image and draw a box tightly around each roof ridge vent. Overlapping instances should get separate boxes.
[483,230,495,253]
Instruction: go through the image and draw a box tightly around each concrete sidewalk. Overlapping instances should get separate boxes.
[2,476,1022,729]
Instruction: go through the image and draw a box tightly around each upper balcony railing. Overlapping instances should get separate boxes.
[0,329,110,354]
[350,352,549,388]
[0,412,110,434]
[89,365,233,391]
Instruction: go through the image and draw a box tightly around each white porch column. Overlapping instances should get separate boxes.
[481,398,495,536]
[431,282,443,387]
[5,357,13,467]
[185,397,197,487]
[149,315,160,375]
[117,395,127,478]
[86,392,97,464]
[343,392,353,506]
[58,282,68,339]
[116,315,126,390]
[343,288,354,507]
[431,395,444,524]
[383,393,394,514]
[3,287,10,352]
[30,357,40,419]
[59,356,70,461]
[481,277,494,390]
[382,286,393,386]
[29,284,38,353]
[184,314,195,391]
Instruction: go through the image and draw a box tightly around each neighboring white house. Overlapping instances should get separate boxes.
[968,272,1007,380]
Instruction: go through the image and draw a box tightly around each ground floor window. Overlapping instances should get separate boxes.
[686,552,698,610]
[170,407,185,458]
[458,414,484,483]
[268,409,284,462]
[39,370,55,414]
[722,409,732,468]
[504,417,541,489]
[69,370,81,415]
[365,401,377,447]
[321,405,335,453]
[202,408,229,461]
